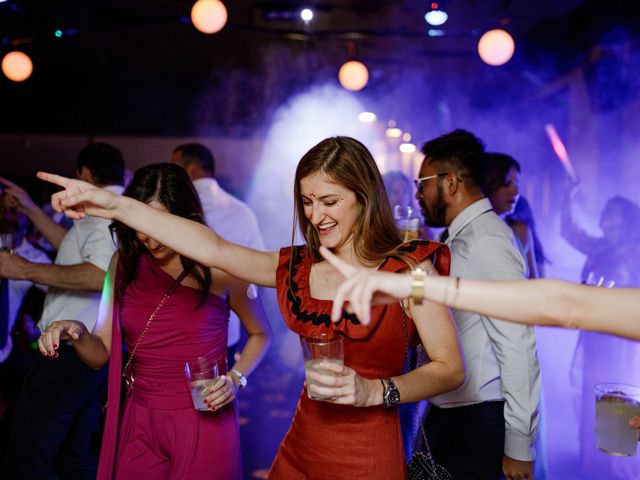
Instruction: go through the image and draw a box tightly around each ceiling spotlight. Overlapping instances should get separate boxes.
[300,8,313,22]
[358,112,376,123]
[385,128,402,138]
[399,143,416,154]
[425,10,448,26]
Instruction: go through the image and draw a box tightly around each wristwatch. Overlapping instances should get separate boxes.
[229,369,247,389]
[381,377,400,407]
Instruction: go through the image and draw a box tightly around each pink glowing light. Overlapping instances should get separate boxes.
[545,124,577,182]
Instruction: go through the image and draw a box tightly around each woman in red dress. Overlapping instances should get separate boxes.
[39,137,464,479]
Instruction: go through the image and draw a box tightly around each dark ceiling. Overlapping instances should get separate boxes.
[1,0,637,136]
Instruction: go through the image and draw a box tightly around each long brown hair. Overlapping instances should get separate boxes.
[292,136,407,264]
[111,163,212,307]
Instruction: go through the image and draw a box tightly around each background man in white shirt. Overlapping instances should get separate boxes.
[0,144,125,479]
[415,130,541,480]
[171,143,268,368]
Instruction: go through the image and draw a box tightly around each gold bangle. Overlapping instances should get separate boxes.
[411,267,427,305]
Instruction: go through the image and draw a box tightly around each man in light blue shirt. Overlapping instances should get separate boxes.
[415,129,541,480]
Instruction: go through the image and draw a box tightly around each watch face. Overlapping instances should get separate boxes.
[232,370,247,388]
[388,389,400,406]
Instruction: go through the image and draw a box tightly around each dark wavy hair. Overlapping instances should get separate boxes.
[292,136,406,265]
[111,163,211,306]
[482,152,521,196]
[420,129,486,193]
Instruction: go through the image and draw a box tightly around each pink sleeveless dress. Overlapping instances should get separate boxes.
[97,254,241,480]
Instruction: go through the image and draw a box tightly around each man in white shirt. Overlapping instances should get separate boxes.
[170,143,267,367]
[415,130,541,480]
[0,144,125,479]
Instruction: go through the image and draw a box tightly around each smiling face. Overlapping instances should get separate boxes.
[299,172,359,252]
[488,166,520,217]
[135,200,177,263]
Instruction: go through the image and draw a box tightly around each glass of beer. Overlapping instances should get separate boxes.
[185,356,219,411]
[595,383,640,456]
[300,333,344,401]
[393,205,420,242]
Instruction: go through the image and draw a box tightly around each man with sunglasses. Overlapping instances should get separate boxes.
[415,129,541,480]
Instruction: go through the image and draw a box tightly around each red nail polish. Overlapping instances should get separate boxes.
[203,399,208,404]
[53,344,58,349]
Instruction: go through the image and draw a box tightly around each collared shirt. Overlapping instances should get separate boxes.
[1,239,51,363]
[430,198,541,461]
[38,185,124,332]
[193,177,265,345]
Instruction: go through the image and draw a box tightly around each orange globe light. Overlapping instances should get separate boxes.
[191,0,228,34]
[1,51,33,82]
[477,29,515,66]
[338,60,369,92]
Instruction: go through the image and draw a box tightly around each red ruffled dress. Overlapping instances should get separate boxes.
[269,240,450,480]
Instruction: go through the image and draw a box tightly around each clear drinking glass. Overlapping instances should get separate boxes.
[0,233,15,253]
[595,383,640,456]
[300,333,344,401]
[185,356,219,411]
[393,205,420,242]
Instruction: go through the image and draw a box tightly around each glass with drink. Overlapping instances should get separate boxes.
[185,356,219,411]
[595,383,640,456]
[393,205,420,242]
[300,333,344,401]
[0,233,15,253]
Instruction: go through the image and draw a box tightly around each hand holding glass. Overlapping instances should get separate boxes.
[300,334,344,401]
[185,357,219,411]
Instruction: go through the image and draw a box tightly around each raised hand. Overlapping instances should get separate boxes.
[319,246,411,325]
[36,171,120,220]
[37,320,87,357]
[0,176,37,213]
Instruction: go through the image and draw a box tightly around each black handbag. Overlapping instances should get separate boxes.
[400,302,453,480]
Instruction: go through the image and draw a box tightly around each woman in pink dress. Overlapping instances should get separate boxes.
[38,163,272,479]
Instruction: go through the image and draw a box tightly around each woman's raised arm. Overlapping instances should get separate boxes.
[37,171,279,287]
[320,246,640,341]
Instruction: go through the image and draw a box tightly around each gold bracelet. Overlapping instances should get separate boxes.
[411,267,427,305]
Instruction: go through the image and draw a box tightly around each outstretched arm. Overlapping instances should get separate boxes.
[37,171,279,287]
[0,176,67,249]
[321,246,640,341]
